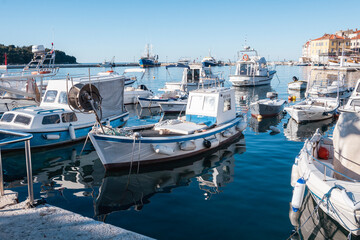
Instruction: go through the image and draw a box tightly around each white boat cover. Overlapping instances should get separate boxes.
[333,111,360,180]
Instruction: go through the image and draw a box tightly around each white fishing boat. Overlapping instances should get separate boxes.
[250,92,286,118]
[229,46,276,87]
[158,99,187,113]
[0,44,58,113]
[122,68,153,105]
[290,107,360,236]
[306,72,353,99]
[137,90,187,108]
[94,136,244,215]
[284,97,338,123]
[288,76,307,91]
[88,87,247,169]
[0,75,128,150]
[162,64,224,92]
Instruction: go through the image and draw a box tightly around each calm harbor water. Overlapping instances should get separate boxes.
[3,65,356,239]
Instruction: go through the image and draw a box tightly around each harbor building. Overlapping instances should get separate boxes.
[300,28,360,64]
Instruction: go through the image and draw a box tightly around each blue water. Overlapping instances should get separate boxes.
[2,65,342,239]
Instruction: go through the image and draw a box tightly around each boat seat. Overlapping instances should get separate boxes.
[154,122,208,135]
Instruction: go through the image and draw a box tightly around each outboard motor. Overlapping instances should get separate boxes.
[138,84,149,91]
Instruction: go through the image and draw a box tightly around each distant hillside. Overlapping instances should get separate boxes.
[0,44,77,64]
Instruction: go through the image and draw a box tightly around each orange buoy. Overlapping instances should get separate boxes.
[288,96,292,101]
[31,71,38,75]
[106,70,114,73]
[318,146,329,160]
[242,54,249,61]
[39,70,51,74]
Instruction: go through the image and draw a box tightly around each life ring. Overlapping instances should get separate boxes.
[242,54,249,61]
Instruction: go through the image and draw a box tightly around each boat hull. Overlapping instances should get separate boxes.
[288,81,307,91]
[89,117,246,169]
[139,58,160,68]
[250,100,285,118]
[124,89,152,105]
[285,104,336,124]
[1,112,129,150]
[229,71,276,87]
[292,132,360,236]
[159,101,187,113]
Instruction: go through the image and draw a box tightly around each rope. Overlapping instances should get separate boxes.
[288,185,360,240]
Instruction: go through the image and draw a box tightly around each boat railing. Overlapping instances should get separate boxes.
[306,148,360,183]
[36,108,65,114]
[0,130,34,205]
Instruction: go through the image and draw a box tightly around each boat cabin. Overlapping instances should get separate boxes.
[182,64,218,84]
[235,56,269,76]
[185,87,236,126]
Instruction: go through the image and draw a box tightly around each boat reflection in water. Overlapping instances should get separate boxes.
[249,114,284,133]
[234,85,273,109]
[94,134,246,217]
[3,141,104,198]
[289,192,357,240]
[283,117,335,142]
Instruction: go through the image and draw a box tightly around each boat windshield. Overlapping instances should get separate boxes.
[187,69,200,83]
[239,64,252,75]
[58,91,68,104]
[43,90,58,103]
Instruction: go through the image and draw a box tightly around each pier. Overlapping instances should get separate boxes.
[0,130,152,240]
[0,198,151,240]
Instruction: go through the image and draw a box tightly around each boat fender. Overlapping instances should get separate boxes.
[289,202,300,227]
[290,164,300,187]
[106,119,110,127]
[69,124,76,140]
[203,138,219,149]
[341,189,360,211]
[43,134,60,140]
[152,144,175,155]
[179,141,196,151]
[318,146,329,160]
[291,178,306,212]
[222,129,232,138]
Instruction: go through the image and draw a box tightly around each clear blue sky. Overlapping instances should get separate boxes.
[1,0,359,62]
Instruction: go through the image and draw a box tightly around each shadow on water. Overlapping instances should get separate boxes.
[289,192,360,240]
[94,134,246,219]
